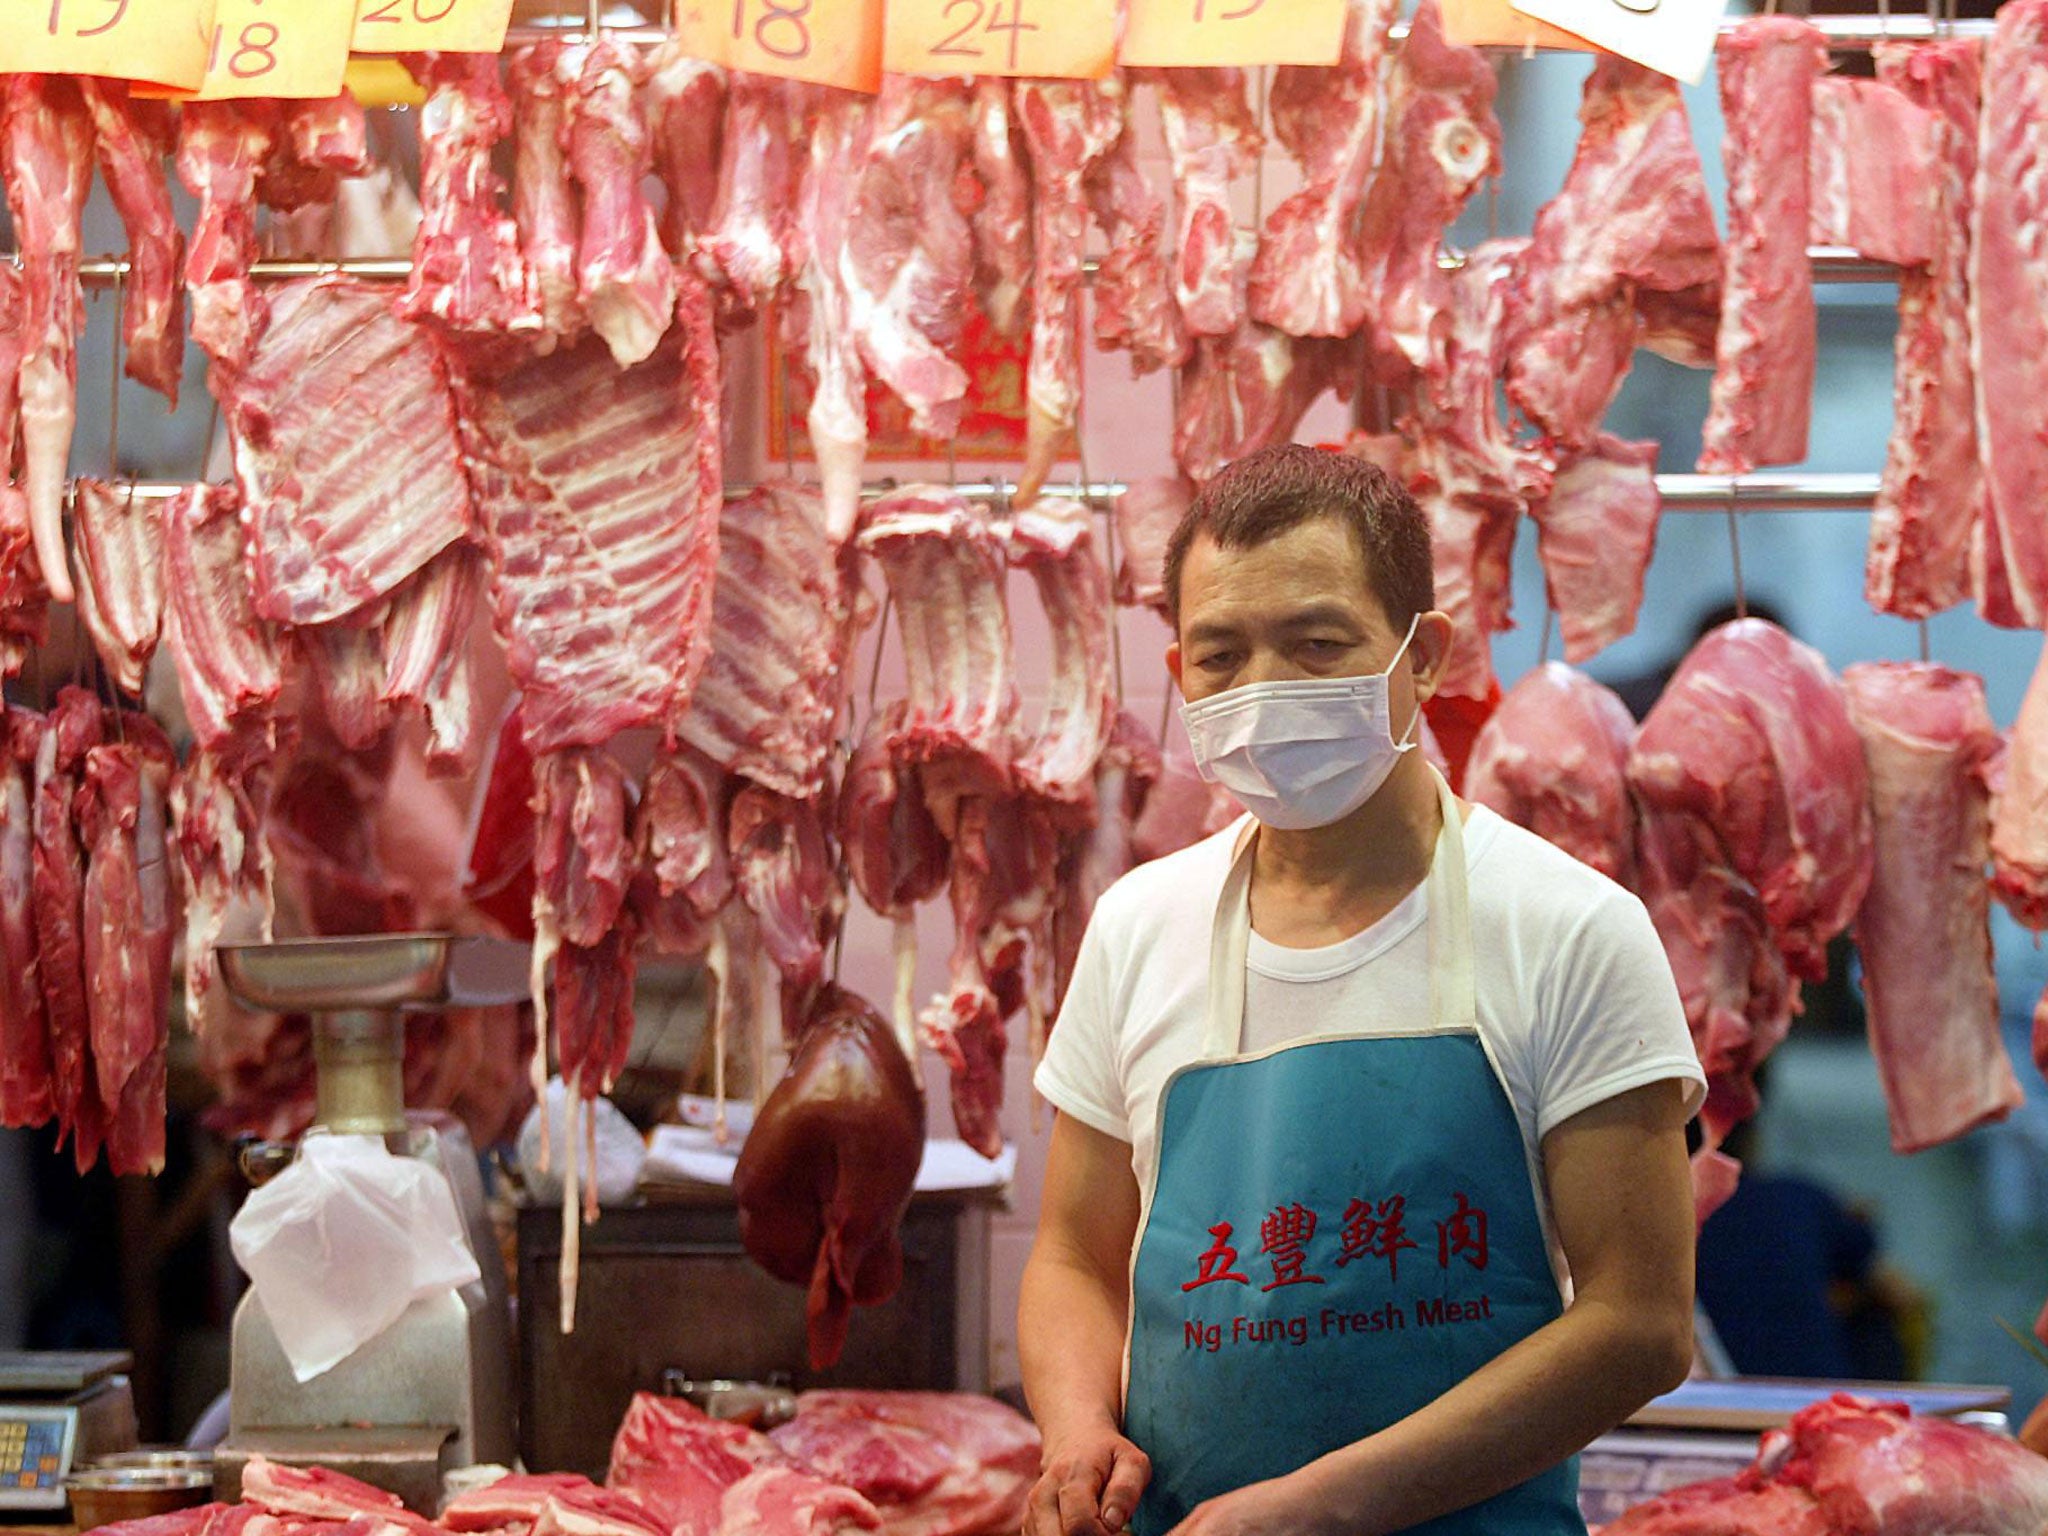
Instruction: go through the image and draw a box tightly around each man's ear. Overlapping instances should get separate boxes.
[1166,639,1184,693]
[1410,612,1455,705]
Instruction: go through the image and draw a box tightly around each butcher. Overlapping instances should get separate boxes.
[1020,444,1703,1536]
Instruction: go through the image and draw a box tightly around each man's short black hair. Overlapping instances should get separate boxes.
[1162,443,1435,633]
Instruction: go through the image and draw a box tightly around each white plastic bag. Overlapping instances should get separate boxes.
[229,1133,482,1383]
[515,1078,646,1206]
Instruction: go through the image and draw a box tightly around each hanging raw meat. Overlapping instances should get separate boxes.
[176,101,278,376]
[1464,663,1636,884]
[793,90,874,542]
[1175,321,1352,487]
[1971,0,2048,627]
[455,287,721,756]
[380,543,485,775]
[0,267,43,679]
[1992,636,2048,929]
[1248,0,1399,337]
[1006,498,1116,808]
[1354,0,1501,381]
[1841,663,2019,1154]
[76,82,185,405]
[1806,76,1935,269]
[1528,434,1662,661]
[841,704,950,1044]
[228,277,473,626]
[679,482,863,800]
[1156,70,1260,339]
[160,485,285,749]
[844,76,977,441]
[1867,38,1984,623]
[969,80,1032,338]
[1697,17,1827,474]
[703,75,807,313]
[2,76,92,606]
[566,40,676,367]
[729,784,840,1030]
[1628,620,1872,1138]
[1504,57,1720,452]
[400,52,539,335]
[1112,477,1189,611]
[0,708,47,1131]
[632,746,732,960]
[1015,80,1122,504]
[69,479,167,698]
[80,717,177,1177]
[645,41,726,262]
[733,984,924,1371]
[1083,76,1186,377]
[171,731,277,1037]
[1051,713,1161,1011]
[33,690,104,1173]
[507,41,583,342]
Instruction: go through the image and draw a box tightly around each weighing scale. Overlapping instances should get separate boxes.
[214,935,529,1511]
[0,1352,137,1515]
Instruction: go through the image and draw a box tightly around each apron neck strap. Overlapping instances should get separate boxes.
[1205,768,1476,1058]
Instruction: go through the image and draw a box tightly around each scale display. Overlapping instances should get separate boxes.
[0,1406,77,1507]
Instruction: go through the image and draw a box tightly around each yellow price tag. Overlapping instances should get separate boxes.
[350,0,514,53]
[0,0,216,90]
[1440,0,1595,51]
[1119,0,1347,67]
[185,0,353,99]
[676,0,884,93]
[884,0,1113,78]
[1509,0,1724,80]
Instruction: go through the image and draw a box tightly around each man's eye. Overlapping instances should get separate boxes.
[1196,651,1238,670]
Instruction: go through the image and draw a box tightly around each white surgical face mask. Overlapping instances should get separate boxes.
[1178,615,1422,831]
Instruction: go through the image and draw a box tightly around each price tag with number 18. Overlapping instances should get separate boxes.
[183,0,354,99]
[675,0,886,93]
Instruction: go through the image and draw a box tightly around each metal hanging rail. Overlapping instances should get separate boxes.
[53,249,1905,286]
[68,473,1885,512]
[500,11,1996,48]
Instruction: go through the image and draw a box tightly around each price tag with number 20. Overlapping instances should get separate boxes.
[884,0,1114,79]
[0,0,215,89]
[1120,0,1348,66]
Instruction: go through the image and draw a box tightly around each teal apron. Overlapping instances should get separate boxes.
[1125,771,1584,1536]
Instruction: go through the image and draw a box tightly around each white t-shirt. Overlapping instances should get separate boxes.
[1035,807,1706,1274]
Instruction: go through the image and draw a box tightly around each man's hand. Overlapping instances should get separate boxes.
[1161,1471,1327,1536]
[1027,1419,1152,1536]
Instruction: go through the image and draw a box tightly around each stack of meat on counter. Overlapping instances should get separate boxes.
[75,1392,1037,1536]
[7,0,2048,1361]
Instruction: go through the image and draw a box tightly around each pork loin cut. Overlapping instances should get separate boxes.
[769,1392,1037,1536]
[1248,0,1398,337]
[242,1457,404,1520]
[566,40,676,367]
[33,691,105,1173]
[1504,57,1720,451]
[1529,434,1661,662]
[228,277,472,627]
[1157,70,1260,339]
[1992,634,2048,929]
[457,295,721,756]
[380,543,485,775]
[844,76,977,441]
[77,82,185,405]
[1006,499,1115,807]
[1842,663,2018,1153]
[1698,17,1827,473]
[0,709,48,1130]
[2,76,93,606]
[1464,663,1636,883]
[680,482,861,801]
[1867,38,1983,623]
[70,479,168,697]
[720,1467,879,1536]
[1970,0,2048,627]
[1807,75,1936,268]
[400,52,538,335]
[160,485,284,750]
[170,732,276,1037]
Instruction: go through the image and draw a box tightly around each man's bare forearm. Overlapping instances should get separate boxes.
[1288,1296,1692,1536]
[1019,1242,1131,1446]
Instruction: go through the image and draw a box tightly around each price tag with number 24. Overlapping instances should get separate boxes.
[1120,0,1348,66]
[884,0,1114,79]
[0,0,214,89]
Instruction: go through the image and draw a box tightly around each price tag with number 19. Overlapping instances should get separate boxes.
[1119,0,1347,66]
[0,0,215,89]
